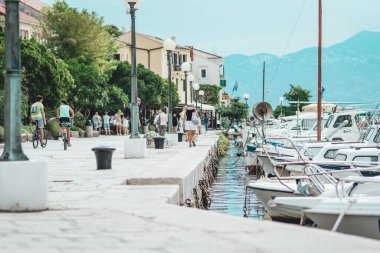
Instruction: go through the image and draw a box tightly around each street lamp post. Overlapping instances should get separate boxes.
[199,90,204,118]
[188,74,194,103]
[192,82,199,111]
[0,0,28,161]
[125,0,141,139]
[243,93,250,106]
[181,62,191,105]
[243,93,250,122]
[163,38,176,134]
[280,97,283,117]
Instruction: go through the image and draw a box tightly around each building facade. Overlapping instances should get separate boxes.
[0,0,48,40]
[117,32,192,104]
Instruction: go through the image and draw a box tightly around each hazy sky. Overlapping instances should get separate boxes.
[44,0,380,56]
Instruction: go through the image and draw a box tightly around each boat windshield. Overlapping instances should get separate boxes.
[324,115,334,128]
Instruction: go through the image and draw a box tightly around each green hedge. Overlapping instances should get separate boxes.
[46,120,60,139]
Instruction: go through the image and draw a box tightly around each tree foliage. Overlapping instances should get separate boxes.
[109,61,179,116]
[41,1,118,67]
[219,97,248,123]
[21,38,74,106]
[272,105,296,118]
[67,58,109,112]
[199,84,222,106]
[283,84,312,111]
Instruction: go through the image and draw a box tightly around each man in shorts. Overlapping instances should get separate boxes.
[30,95,46,145]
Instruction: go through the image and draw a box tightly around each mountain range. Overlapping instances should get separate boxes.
[224,31,380,108]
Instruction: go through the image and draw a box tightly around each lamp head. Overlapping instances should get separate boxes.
[199,90,204,96]
[188,74,195,82]
[181,62,191,72]
[124,0,142,7]
[243,93,250,100]
[192,82,200,91]
[163,38,176,51]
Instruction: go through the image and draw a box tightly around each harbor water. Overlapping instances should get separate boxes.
[210,141,265,219]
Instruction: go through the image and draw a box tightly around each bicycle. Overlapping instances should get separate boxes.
[60,121,71,150]
[31,121,47,149]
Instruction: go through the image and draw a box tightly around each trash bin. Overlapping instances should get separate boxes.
[177,132,184,142]
[92,146,116,170]
[85,120,93,138]
[153,136,165,149]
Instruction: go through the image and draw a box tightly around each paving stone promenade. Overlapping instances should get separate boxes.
[1,132,380,252]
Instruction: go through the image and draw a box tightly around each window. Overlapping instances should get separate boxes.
[333,115,352,128]
[183,79,186,91]
[325,115,334,128]
[335,154,347,161]
[183,54,187,62]
[302,119,317,130]
[306,147,322,158]
[172,53,178,66]
[114,54,121,61]
[324,149,338,159]
[201,69,207,79]
[374,129,380,143]
[353,156,378,163]
[20,29,29,40]
[175,78,179,90]
[364,128,375,141]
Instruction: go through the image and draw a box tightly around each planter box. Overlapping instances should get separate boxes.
[71,131,79,138]
[146,139,155,148]
[93,131,100,137]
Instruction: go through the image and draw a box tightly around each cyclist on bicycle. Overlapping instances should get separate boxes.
[56,99,75,146]
[30,95,46,145]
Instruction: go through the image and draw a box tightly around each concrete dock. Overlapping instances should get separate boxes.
[1,132,380,252]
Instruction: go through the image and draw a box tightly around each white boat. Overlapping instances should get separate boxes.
[304,196,380,240]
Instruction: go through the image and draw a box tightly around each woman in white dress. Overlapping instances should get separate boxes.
[122,115,129,136]
[182,104,199,148]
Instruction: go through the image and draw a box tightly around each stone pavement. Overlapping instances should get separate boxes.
[1,132,380,253]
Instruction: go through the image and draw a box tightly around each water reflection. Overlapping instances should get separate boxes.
[210,141,265,219]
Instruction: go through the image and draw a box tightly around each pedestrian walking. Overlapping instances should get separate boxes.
[204,114,209,132]
[103,112,110,135]
[122,115,129,136]
[154,108,168,136]
[183,104,199,148]
[92,112,101,131]
[172,113,179,132]
[114,110,123,136]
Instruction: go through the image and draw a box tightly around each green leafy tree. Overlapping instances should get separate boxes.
[67,58,109,112]
[272,105,296,118]
[220,97,248,123]
[199,84,222,106]
[103,86,129,114]
[41,1,119,67]
[109,61,179,119]
[21,38,74,107]
[283,84,312,111]
[104,25,123,38]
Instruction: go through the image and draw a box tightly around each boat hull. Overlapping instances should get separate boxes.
[305,210,380,240]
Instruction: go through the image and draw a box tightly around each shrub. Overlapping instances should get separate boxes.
[217,133,229,157]
[73,112,86,129]
[71,126,85,137]
[46,120,60,139]
[0,126,4,143]
[22,124,34,134]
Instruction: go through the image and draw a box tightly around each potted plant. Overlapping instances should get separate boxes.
[144,131,158,148]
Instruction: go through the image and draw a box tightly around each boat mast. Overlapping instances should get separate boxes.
[262,61,266,102]
[317,0,322,142]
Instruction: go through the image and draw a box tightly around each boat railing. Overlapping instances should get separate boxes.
[262,137,309,166]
